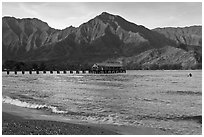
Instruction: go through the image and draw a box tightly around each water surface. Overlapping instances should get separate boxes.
[2,70,202,134]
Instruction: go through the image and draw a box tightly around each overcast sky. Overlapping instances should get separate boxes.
[2,2,202,29]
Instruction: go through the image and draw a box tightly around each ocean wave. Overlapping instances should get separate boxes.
[134,114,202,124]
[2,96,117,120]
[4,95,200,131]
[2,96,131,126]
[160,115,202,124]
[83,114,123,125]
[179,115,202,124]
[166,90,201,96]
[2,96,68,114]
[133,96,171,104]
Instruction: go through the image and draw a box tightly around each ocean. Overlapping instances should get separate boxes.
[2,70,202,135]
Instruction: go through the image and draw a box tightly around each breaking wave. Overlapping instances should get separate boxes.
[2,96,67,114]
[2,96,133,126]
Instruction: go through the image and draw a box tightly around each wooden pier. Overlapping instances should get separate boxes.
[3,69,126,75]
[3,63,126,75]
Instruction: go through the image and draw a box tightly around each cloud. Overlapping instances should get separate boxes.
[18,3,41,18]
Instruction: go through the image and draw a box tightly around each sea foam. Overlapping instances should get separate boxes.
[2,96,141,127]
[2,96,68,114]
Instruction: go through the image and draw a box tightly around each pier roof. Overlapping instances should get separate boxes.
[93,63,123,67]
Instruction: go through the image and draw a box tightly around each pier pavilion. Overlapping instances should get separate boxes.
[91,63,126,73]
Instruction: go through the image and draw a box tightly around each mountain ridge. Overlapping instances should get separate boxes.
[153,26,202,46]
[2,12,202,70]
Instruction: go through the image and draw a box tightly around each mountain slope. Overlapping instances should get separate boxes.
[2,12,202,70]
[117,46,199,69]
[152,26,202,66]
[153,26,202,47]
[2,12,175,62]
[2,16,77,61]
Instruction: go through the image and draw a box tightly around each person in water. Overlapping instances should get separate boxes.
[188,73,192,77]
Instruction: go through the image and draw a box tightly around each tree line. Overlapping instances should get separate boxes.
[2,60,92,71]
[125,63,202,70]
[2,60,202,71]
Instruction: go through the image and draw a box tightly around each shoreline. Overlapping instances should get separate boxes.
[2,103,169,135]
[3,112,119,135]
[2,103,119,135]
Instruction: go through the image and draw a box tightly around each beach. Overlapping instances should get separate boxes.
[2,103,119,135]
[2,103,169,135]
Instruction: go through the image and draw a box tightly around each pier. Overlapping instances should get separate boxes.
[3,63,126,75]
[3,70,90,75]
[3,69,126,75]
[91,63,126,74]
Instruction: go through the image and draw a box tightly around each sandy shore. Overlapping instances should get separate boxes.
[2,103,169,135]
[3,112,120,135]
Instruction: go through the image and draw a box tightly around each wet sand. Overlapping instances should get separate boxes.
[2,103,169,135]
[2,112,120,135]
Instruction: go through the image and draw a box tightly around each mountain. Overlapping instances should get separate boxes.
[2,16,76,61]
[2,12,174,61]
[151,26,202,68]
[153,26,202,47]
[116,46,199,70]
[2,12,202,70]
